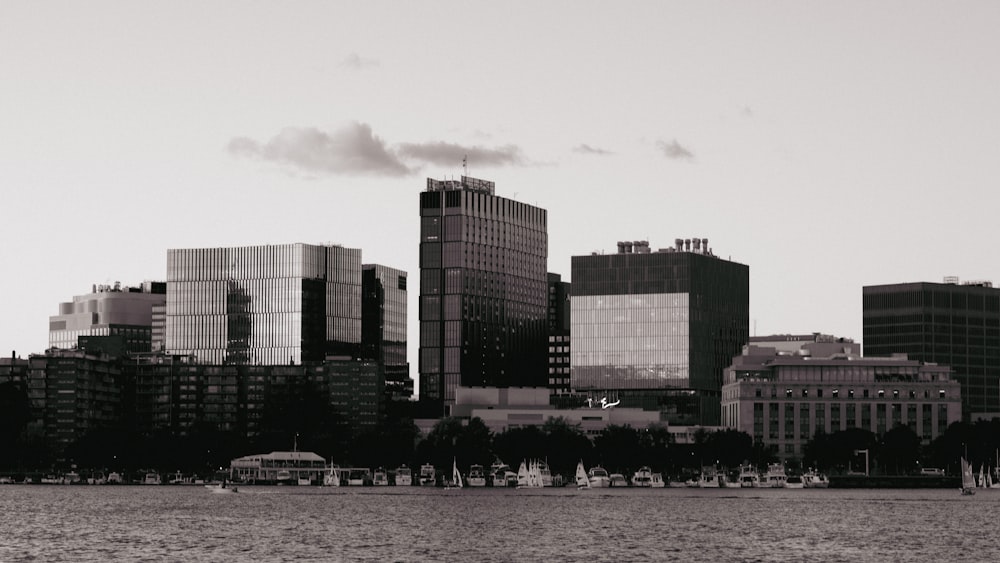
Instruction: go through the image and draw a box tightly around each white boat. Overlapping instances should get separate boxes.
[588,466,611,488]
[650,473,666,488]
[298,476,312,486]
[445,458,463,489]
[323,466,340,487]
[632,466,653,488]
[276,470,292,484]
[576,460,590,489]
[394,466,411,486]
[785,475,804,489]
[467,464,487,487]
[763,464,787,488]
[697,467,720,488]
[609,473,629,487]
[802,470,829,488]
[419,463,436,486]
[143,472,162,485]
[739,465,760,488]
[347,469,368,486]
[490,461,513,487]
[537,460,553,487]
[372,468,388,486]
[961,457,976,495]
[205,480,238,494]
[107,472,122,485]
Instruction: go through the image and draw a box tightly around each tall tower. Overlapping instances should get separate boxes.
[570,238,749,425]
[165,243,361,365]
[863,279,1000,421]
[418,176,548,413]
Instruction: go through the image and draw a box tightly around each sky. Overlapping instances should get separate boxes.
[3,2,1000,396]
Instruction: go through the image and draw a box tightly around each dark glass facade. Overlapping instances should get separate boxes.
[362,264,412,401]
[418,176,548,411]
[547,273,571,396]
[165,244,361,365]
[571,240,749,424]
[863,281,1000,420]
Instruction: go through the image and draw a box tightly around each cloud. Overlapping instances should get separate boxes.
[657,139,694,161]
[396,141,525,167]
[227,122,411,176]
[572,144,614,156]
[340,52,379,70]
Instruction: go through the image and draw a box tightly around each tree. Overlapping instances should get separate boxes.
[492,425,546,469]
[541,417,593,477]
[879,425,921,475]
[593,425,642,474]
[703,429,754,470]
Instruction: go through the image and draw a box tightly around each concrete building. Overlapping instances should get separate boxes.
[721,345,961,460]
[571,238,749,425]
[863,278,1000,421]
[165,243,361,365]
[444,386,662,436]
[418,176,548,413]
[49,281,166,355]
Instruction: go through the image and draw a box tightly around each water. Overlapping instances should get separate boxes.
[2,486,999,562]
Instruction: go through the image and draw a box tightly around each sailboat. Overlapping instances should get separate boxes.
[445,458,463,489]
[979,465,987,488]
[960,457,976,495]
[576,460,590,489]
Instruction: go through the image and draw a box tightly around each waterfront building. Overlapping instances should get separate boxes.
[48,281,166,355]
[165,243,361,365]
[570,238,749,425]
[721,345,961,460]
[131,355,382,438]
[229,450,328,484]
[418,176,548,413]
[26,349,123,454]
[362,264,412,401]
[863,278,1000,421]
[547,273,571,397]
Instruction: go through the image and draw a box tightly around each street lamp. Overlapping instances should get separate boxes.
[854,449,869,477]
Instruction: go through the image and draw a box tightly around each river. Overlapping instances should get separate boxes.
[1,485,998,562]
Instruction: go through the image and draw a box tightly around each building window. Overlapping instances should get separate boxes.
[939,390,946,398]
[878,390,885,399]
[817,389,823,398]
[832,389,839,398]
[785,389,793,398]
[848,389,855,399]
[802,389,809,398]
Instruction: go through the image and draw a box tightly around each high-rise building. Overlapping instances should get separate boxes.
[571,238,749,425]
[547,273,571,396]
[863,278,1000,421]
[362,264,411,401]
[165,243,361,365]
[418,176,548,412]
[48,281,166,355]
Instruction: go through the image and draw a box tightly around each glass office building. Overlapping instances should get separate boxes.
[863,279,1000,421]
[571,239,749,425]
[419,176,548,411]
[166,243,361,365]
[363,264,412,401]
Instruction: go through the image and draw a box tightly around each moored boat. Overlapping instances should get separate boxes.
[650,472,666,488]
[785,474,804,489]
[802,470,829,488]
[588,466,611,488]
[763,463,787,488]
[609,473,629,487]
[372,468,388,486]
[961,456,976,495]
[394,466,412,486]
[419,463,436,486]
[467,464,487,487]
[738,465,760,488]
[632,466,653,488]
[576,460,590,489]
[323,466,341,487]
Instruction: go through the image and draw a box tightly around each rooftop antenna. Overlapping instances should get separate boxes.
[462,154,468,178]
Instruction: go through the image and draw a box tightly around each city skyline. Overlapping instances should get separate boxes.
[4,2,1000,402]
